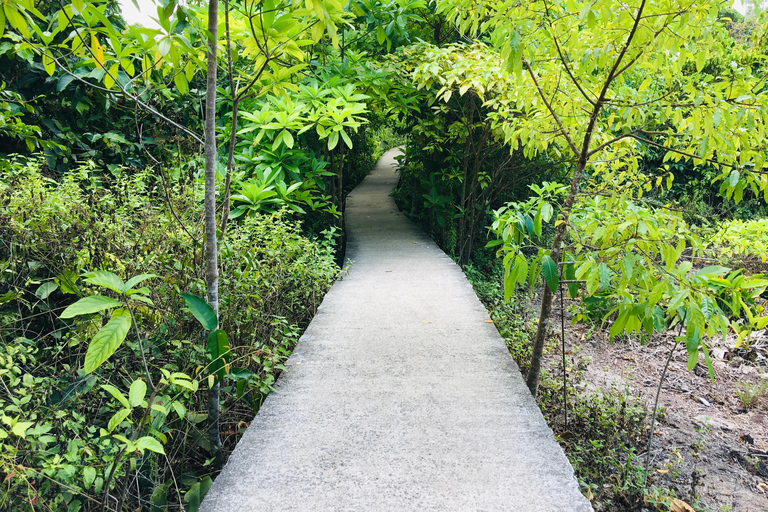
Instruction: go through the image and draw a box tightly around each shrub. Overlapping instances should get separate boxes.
[0,158,339,511]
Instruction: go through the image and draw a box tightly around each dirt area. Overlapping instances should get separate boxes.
[549,313,768,512]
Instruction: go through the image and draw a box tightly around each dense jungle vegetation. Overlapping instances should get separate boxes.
[1,0,768,510]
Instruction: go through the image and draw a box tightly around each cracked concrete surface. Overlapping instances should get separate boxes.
[199,149,593,511]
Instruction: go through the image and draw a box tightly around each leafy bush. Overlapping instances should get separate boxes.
[0,159,339,511]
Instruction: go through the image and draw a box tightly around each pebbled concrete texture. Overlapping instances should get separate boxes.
[200,149,594,512]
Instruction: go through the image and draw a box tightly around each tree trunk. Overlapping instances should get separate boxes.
[204,0,222,464]
[220,0,237,235]
[525,157,586,395]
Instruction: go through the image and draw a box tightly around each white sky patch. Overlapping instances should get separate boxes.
[118,0,161,29]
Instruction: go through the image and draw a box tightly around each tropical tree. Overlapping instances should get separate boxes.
[438,0,768,394]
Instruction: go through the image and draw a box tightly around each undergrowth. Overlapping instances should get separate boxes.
[466,263,650,512]
[0,158,339,511]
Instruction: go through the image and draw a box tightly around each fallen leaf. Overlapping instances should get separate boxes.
[657,469,669,474]
[758,482,768,493]
[670,498,695,512]
[420,321,431,324]
[386,270,392,272]
[485,320,494,323]
[654,430,662,435]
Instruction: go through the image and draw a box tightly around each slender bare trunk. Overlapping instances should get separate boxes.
[204,0,222,464]
[526,155,587,395]
[220,0,237,235]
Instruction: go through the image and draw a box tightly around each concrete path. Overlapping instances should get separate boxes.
[200,149,593,511]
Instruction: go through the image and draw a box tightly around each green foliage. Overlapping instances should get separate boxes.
[492,177,768,380]
[469,264,648,510]
[0,159,339,510]
[704,218,768,260]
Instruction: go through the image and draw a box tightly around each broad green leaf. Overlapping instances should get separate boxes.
[83,271,126,294]
[170,401,186,419]
[180,294,218,330]
[184,477,213,512]
[84,309,132,374]
[262,0,276,29]
[42,50,55,76]
[4,4,28,39]
[150,482,170,512]
[696,266,730,278]
[101,384,129,409]
[207,329,231,381]
[668,289,689,311]
[82,467,96,489]
[174,72,187,94]
[36,281,58,300]
[136,436,165,454]
[564,263,578,299]
[541,255,558,293]
[598,263,610,291]
[687,349,699,370]
[128,379,147,408]
[687,302,706,335]
[11,421,33,438]
[648,281,666,305]
[108,408,131,432]
[61,295,122,318]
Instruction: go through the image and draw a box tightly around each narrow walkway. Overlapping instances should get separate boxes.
[200,150,593,511]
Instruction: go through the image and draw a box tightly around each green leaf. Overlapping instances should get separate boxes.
[184,477,213,512]
[687,302,706,335]
[108,408,131,432]
[128,379,147,408]
[82,467,96,489]
[687,349,699,370]
[61,295,122,318]
[83,271,126,294]
[43,50,55,76]
[541,255,558,293]
[648,281,666,305]
[174,72,187,94]
[327,130,339,150]
[261,0,276,29]
[101,384,130,408]
[150,482,170,512]
[84,309,132,374]
[125,274,159,291]
[696,266,730,278]
[668,289,689,311]
[598,263,610,291]
[35,281,58,300]
[207,329,231,381]
[180,294,217,330]
[11,421,33,438]
[564,262,578,299]
[136,436,165,454]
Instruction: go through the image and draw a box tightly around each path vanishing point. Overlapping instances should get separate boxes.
[200,149,594,511]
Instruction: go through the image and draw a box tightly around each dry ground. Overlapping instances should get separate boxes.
[547,309,768,511]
